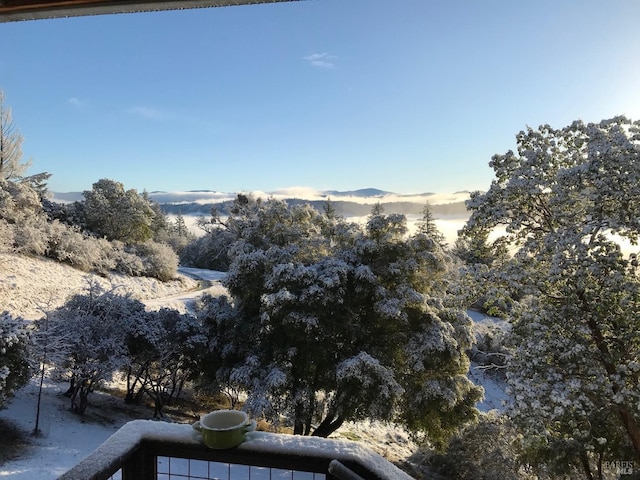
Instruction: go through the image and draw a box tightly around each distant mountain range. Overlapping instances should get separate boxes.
[50,188,472,219]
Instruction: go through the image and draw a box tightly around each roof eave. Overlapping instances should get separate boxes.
[0,0,302,22]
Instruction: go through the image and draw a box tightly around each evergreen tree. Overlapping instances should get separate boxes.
[173,212,189,237]
[323,197,337,219]
[416,203,447,248]
[453,227,507,267]
[144,190,171,242]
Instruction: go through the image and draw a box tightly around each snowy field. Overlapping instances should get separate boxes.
[0,253,507,479]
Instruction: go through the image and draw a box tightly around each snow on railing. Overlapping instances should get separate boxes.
[58,419,414,480]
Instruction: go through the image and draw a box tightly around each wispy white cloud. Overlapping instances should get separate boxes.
[126,105,168,120]
[67,97,86,108]
[304,52,337,69]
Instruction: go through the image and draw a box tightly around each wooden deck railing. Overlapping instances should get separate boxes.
[58,419,414,480]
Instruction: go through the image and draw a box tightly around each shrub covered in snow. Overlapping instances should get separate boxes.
[45,220,116,273]
[128,241,178,282]
[179,227,233,271]
[0,312,30,409]
[419,411,532,480]
[44,285,148,414]
[12,215,49,256]
[39,284,204,416]
[0,176,179,281]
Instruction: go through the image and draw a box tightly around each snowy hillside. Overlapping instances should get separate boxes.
[0,252,199,320]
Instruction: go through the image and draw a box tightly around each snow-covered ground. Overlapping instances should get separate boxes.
[467,310,511,412]
[0,378,141,479]
[0,252,200,320]
[0,254,508,479]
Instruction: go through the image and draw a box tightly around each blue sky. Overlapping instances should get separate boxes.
[2,0,640,194]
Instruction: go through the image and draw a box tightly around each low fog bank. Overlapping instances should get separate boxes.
[169,213,471,248]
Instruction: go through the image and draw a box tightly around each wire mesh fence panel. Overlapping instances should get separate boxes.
[157,456,326,480]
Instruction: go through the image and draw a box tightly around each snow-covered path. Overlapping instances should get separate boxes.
[0,253,229,320]
[142,267,228,314]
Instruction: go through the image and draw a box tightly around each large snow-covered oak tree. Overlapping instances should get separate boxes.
[196,196,481,443]
[461,117,640,476]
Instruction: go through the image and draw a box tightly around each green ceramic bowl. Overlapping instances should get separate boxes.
[192,410,256,449]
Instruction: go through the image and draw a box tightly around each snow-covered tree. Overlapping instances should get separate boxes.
[462,116,640,475]
[45,285,147,414]
[30,308,73,435]
[0,91,30,181]
[128,241,178,281]
[416,203,447,248]
[0,177,43,225]
[161,212,194,255]
[423,411,532,480]
[452,227,507,268]
[0,312,30,409]
[452,227,512,316]
[172,212,189,238]
[143,190,171,242]
[123,308,205,417]
[82,179,157,244]
[197,197,481,442]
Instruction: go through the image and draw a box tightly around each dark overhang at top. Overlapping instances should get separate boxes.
[0,0,302,22]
